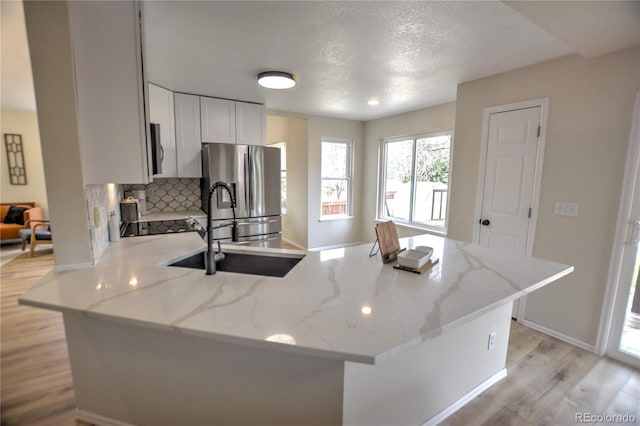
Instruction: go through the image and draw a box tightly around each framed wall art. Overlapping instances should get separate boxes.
[4,134,27,185]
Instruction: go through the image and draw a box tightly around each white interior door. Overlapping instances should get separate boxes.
[478,106,542,317]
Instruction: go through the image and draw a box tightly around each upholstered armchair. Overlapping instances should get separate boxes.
[19,219,53,257]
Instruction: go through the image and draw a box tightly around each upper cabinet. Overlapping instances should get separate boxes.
[201,97,236,144]
[147,87,202,178]
[174,93,202,177]
[236,102,267,146]
[68,0,151,184]
[201,97,266,146]
[148,83,177,178]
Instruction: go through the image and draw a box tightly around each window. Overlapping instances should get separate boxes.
[379,132,452,232]
[269,142,287,214]
[321,138,352,218]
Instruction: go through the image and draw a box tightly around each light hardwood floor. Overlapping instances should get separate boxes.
[1,247,638,426]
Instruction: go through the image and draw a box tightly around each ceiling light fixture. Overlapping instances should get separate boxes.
[368,99,380,106]
[257,71,297,89]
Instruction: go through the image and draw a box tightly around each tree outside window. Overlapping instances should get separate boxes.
[380,133,452,231]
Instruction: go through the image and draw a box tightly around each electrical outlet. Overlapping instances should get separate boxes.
[554,202,579,217]
[488,332,496,351]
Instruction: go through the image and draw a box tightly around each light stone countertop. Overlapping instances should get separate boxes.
[19,232,572,364]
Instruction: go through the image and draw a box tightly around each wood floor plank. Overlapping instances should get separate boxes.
[0,251,81,426]
[567,357,636,413]
[511,346,600,423]
[605,373,640,421]
[481,406,534,426]
[531,334,574,361]
[543,396,593,426]
[505,324,546,368]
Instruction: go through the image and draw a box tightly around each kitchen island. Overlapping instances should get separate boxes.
[20,232,572,426]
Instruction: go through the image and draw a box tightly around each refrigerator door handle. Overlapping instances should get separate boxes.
[248,150,254,212]
[243,152,251,209]
[236,219,279,226]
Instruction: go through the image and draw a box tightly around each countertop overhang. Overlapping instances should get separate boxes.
[19,232,572,364]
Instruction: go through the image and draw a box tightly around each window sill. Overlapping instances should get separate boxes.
[375,218,447,237]
[319,215,354,222]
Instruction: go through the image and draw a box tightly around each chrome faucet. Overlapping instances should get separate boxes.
[206,181,238,275]
[185,216,206,240]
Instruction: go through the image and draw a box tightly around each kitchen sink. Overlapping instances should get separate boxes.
[168,250,304,278]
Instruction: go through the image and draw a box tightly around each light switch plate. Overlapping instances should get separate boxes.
[554,202,579,217]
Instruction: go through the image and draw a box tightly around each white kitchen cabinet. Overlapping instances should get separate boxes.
[200,97,266,145]
[236,102,267,146]
[68,0,151,184]
[174,93,202,177]
[201,97,236,144]
[148,83,177,178]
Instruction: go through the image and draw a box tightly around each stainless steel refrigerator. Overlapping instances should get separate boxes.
[201,143,282,246]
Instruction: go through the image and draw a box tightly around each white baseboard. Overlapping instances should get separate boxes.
[281,237,305,250]
[422,368,507,426]
[521,319,595,353]
[53,262,93,272]
[77,408,135,426]
[308,241,363,252]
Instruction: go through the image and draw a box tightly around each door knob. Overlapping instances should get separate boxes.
[480,219,490,226]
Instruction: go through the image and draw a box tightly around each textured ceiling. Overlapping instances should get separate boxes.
[2,1,639,118]
[143,1,577,121]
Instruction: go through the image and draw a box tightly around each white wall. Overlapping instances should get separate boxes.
[0,110,49,217]
[267,115,308,248]
[449,46,640,347]
[362,103,457,242]
[23,1,93,267]
[307,116,364,249]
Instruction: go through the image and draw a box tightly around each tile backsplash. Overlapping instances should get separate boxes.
[85,183,122,264]
[124,178,201,213]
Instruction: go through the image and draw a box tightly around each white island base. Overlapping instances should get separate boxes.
[67,302,512,426]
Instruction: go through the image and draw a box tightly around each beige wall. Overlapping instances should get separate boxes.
[24,1,93,267]
[269,112,364,249]
[0,110,49,218]
[362,103,457,242]
[267,115,289,145]
[307,116,364,249]
[449,46,640,346]
[267,115,308,248]
[287,117,309,248]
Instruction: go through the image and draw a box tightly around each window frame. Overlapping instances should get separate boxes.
[378,131,453,234]
[320,137,353,220]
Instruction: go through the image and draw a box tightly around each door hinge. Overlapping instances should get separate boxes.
[537,126,541,138]
[528,207,532,218]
